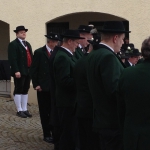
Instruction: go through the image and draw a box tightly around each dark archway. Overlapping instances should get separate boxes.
[0,20,10,97]
[0,20,10,60]
[46,12,129,38]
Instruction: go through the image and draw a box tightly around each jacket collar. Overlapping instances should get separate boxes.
[42,45,49,59]
[98,44,126,68]
[58,47,73,57]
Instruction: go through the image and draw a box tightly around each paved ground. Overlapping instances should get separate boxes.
[0,97,54,150]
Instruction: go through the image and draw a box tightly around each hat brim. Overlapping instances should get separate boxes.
[126,53,141,57]
[78,29,91,33]
[14,29,28,33]
[87,40,100,45]
[99,29,131,33]
[120,56,129,59]
[44,35,60,41]
[61,35,85,39]
[130,53,141,56]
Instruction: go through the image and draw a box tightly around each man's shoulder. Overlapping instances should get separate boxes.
[34,46,44,52]
[26,40,31,46]
[90,47,113,57]
[9,39,18,45]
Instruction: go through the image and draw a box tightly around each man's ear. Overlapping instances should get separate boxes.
[68,39,72,45]
[113,35,118,43]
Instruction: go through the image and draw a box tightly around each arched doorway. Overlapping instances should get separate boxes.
[0,20,10,97]
[46,12,129,38]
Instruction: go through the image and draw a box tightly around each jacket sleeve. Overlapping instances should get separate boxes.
[53,54,75,89]
[29,50,41,88]
[8,42,19,73]
[117,72,126,134]
[100,53,123,99]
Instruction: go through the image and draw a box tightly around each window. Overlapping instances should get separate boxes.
[46,22,69,34]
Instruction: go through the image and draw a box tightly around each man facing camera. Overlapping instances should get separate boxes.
[125,48,141,67]
[29,32,60,143]
[8,26,33,118]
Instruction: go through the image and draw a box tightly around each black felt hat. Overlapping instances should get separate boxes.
[87,35,101,45]
[100,21,131,33]
[61,30,85,39]
[125,48,141,57]
[14,26,28,33]
[120,53,129,59]
[45,32,60,41]
[78,25,92,33]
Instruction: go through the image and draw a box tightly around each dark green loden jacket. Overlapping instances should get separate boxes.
[74,47,84,60]
[117,59,150,150]
[29,45,51,91]
[53,47,77,107]
[87,44,125,131]
[74,53,93,119]
[124,60,132,67]
[8,38,33,76]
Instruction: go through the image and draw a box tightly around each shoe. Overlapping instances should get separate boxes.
[23,110,32,118]
[43,136,54,144]
[16,111,27,118]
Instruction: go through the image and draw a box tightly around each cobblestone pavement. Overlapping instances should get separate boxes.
[0,97,54,150]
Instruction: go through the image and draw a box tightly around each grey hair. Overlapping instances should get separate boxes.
[141,36,150,59]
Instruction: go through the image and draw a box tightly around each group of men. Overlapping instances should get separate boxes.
[7,21,150,150]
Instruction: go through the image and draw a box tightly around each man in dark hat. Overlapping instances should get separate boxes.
[125,48,141,67]
[48,37,63,150]
[74,25,93,60]
[53,29,84,150]
[8,25,33,118]
[29,32,60,143]
[74,35,100,150]
[87,21,130,150]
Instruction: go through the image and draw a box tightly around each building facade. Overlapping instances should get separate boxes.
[0,0,149,104]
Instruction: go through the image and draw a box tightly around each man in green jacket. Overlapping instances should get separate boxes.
[87,21,130,150]
[29,32,60,143]
[74,35,101,150]
[53,30,84,150]
[74,25,92,60]
[8,26,33,118]
[117,36,150,150]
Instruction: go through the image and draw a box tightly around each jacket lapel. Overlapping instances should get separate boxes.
[71,55,77,63]
[26,42,33,56]
[16,38,26,50]
[42,45,49,59]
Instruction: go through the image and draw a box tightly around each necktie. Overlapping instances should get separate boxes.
[22,41,27,47]
[47,49,51,57]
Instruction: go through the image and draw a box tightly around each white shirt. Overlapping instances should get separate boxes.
[46,45,52,53]
[61,46,73,55]
[78,44,82,49]
[18,38,27,50]
[100,42,114,52]
[128,61,133,66]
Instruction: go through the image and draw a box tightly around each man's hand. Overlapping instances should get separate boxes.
[35,86,42,91]
[15,72,21,78]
